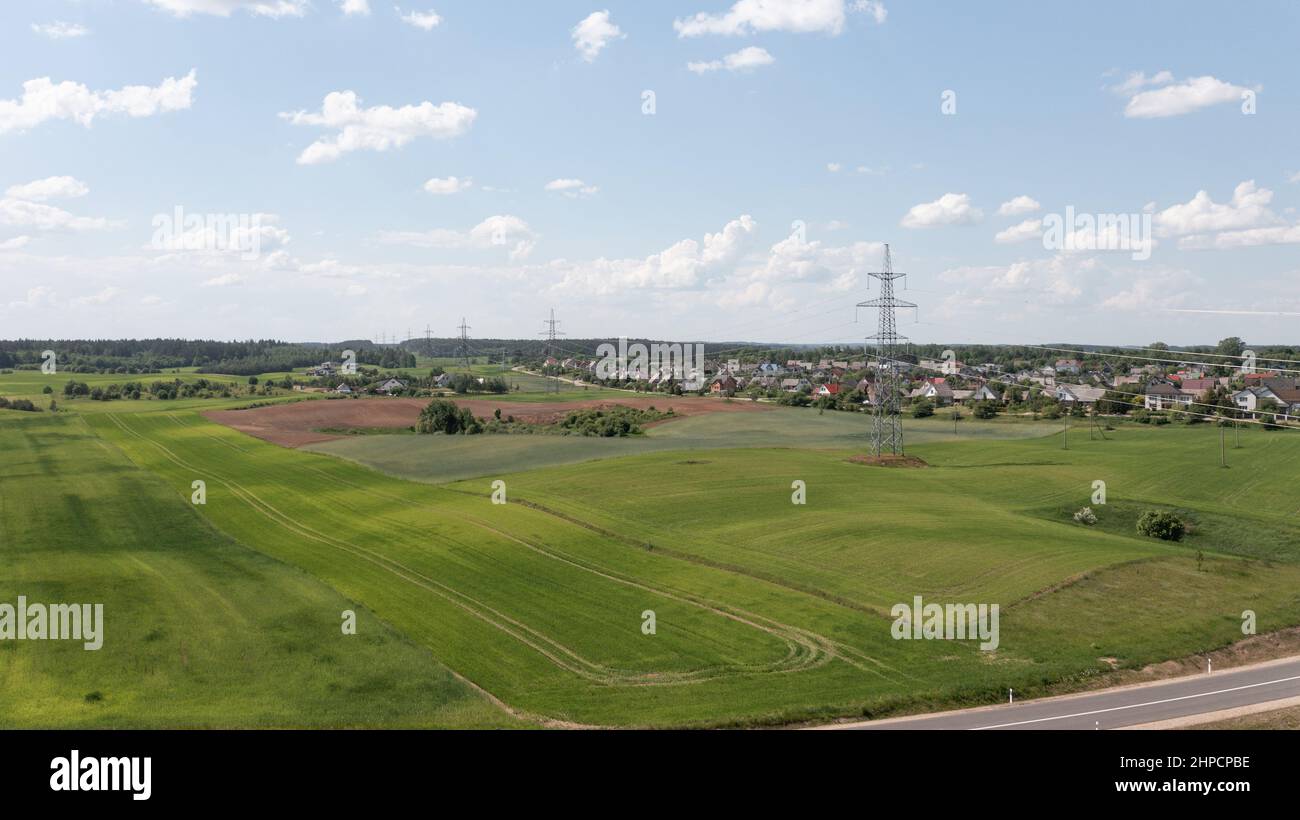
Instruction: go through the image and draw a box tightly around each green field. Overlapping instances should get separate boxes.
[6,382,1300,728]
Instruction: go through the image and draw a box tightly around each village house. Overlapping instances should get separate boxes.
[378,378,407,395]
[781,377,811,393]
[911,381,954,406]
[1233,379,1300,418]
[334,383,353,395]
[1054,383,1107,407]
[814,383,841,398]
[1144,381,1192,411]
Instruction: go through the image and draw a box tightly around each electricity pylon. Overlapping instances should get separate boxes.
[455,318,472,372]
[858,245,916,456]
[539,308,565,393]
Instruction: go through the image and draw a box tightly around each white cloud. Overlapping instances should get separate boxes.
[851,0,887,24]
[1155,180,1278,236]
[340,0,370,16]
[76,286,123,306]
[553,215,758,295]
[675,0,848,37]
[280,90,476,164]
[1121,74,1250,119]
[149,213,291,255]
[378,215,538,261]
[396,7,441,30]
[545,178,599,198]
[0,198,113,232]
[826,162,842,173]
[572,10,624,62]
[140,1,309,17]
[0,70,197,135]
[901,192,983,228]
[5,176,90,203]
[0,236,31,251]
[1108,69,1173,95]
[1179,225,1300,250]
[7,286,56,310]
[424,176,472,195]
[994,218,1043,244]
[31,21,90,39]
[997,195,1040,216]
[1288,171,1300,184]
[687,46,775,74]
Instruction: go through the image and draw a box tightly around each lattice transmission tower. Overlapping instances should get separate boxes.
[455,318,473,371]
[539,308,565,393]
[857,244,916,456]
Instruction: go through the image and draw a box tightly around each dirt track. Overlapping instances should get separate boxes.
[204,395,771,448]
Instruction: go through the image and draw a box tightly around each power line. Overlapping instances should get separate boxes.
[455,318,472,372]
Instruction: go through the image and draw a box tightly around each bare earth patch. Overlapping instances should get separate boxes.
[847,454,930,468]
[204,396,771,448]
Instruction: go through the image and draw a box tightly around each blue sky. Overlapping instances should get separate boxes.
[1,0,1298,346]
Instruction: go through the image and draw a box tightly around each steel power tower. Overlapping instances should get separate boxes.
[858,245,916,456]
[539,308,565,393]
[455,318,473,371]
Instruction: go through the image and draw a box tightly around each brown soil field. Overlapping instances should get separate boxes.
[204,395,772,448]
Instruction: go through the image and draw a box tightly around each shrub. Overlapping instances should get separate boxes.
[1073,507,1098,525]
[1137,510,1186,541]
[416,399,481,435]
[973,400,999,420]
[911,398,935,418]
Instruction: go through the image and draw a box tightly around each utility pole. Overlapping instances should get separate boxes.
[1063,412,1069,450]
[858,245,916,457]
[1220,422,1227,468]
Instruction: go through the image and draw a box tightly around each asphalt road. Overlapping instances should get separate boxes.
[837,656,1300,730]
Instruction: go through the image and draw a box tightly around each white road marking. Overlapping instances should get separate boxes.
[970,673,1300,730]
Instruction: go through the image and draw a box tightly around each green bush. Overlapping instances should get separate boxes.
[416,399,482,435]
[911,398,935,418]
[1137,510,1186,541]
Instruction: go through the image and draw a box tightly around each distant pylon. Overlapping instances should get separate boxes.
[455,318,472,371]
[858,245,917,456]
[539,308,565,393]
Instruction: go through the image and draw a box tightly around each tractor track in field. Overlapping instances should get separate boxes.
[102,413,849,690]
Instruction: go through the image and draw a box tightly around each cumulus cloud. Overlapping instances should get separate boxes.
[675,0,848,37]
[31,21,90,39]
[997,195,1040,216]
[994,218,1044,244]
[0,70,197,135]
[687,46,775,74]
[572,10,624,62]
[5,176,90,202]
[0,236,31,251]
[851,0,887,24]
[1117,73,1251,119]
[396,7,441,29]
[378,215,538,261]
[0,199,112,232]
[280,90,476,164]
[545,178,599,198]
[901,192,983,228]
[826,162,842,172]
[141,1,309,17]
[340,0,370,15]
[424,176,472,194]
[1155,180,1278,236]
[553,215,758,295]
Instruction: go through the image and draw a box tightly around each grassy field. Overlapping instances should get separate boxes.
[0,412,518,728]
[8,358,1300,728]
[32,404,1297,726]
